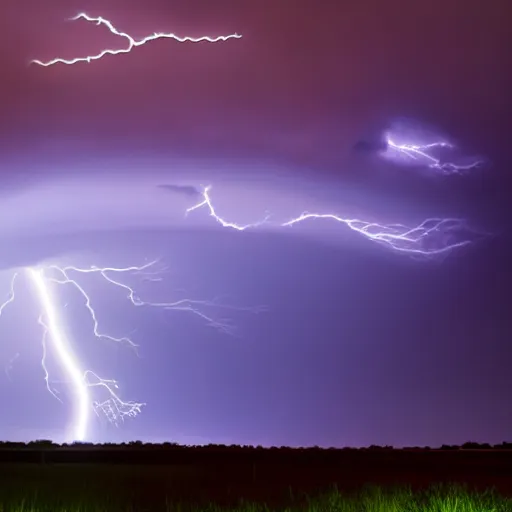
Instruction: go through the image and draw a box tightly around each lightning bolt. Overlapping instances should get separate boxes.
[186,186,485,257]
[383,135,483,174]
[0,261,257,442]
[0,183,486,441]
[31,13,242,67]
[22,5,485,445]
[29,268,91,441]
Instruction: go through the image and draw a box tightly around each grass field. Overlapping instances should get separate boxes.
[0,479,510,511]
[0,448,510,511]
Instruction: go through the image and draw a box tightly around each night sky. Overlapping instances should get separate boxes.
[1,0,511,447]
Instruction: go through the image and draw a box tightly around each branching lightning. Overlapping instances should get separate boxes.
[1,182,480,444]
[0,189,485,441]
[31,13,242,67]
[1,261,257,442]
[29,267,91,442]
[186,186,484,257]
[16,7,488,444]
[384,136,483,174]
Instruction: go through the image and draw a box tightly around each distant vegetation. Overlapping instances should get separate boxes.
[1,439,511,450]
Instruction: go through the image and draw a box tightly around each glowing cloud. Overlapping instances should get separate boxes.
[379,120,485,174]
[31,13,242,67]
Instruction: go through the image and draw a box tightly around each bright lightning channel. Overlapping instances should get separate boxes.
[384,135,483,174]
[29,268,90,442]
[1,262,255,442]
[187,186,484,257]
[31,13,242,67]
[0,183,485,442]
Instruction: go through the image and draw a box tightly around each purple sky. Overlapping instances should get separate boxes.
[0,0,511,447]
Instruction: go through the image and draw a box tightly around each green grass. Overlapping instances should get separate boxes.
[0,484,510,512]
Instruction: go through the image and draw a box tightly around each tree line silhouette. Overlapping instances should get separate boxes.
[0,440,509,450]
[0,439,509,464]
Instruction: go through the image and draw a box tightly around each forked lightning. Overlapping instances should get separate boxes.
[32,13,241,67]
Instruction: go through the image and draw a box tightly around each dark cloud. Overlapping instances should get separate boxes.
[157,184,201,198]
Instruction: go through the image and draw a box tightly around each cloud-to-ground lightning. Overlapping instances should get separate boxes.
[0,191,486,445]
[0,180,485,441]
[31,13,242,67]
[29,267,91,442]
[186,186,485,257]
[17,2,486,440]
[0,261,257,442]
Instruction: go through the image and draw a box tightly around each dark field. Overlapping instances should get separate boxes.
[0,445,511,511]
